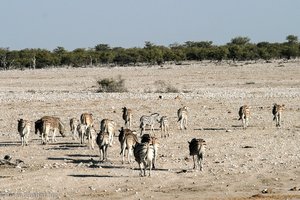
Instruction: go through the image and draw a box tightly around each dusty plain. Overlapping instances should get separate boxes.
[0,60,299,200]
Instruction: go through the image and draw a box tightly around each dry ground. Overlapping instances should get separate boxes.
[0,60,299,200]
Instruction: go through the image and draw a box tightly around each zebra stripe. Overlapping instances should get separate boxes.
[122,107,133,129]
[159,116,169,138]
[238,105,250,129]
[96,131,110,161]
[35,116,65,144]
[140,113,160,135]
[70,118,79,140]
[188,138,206,171]
[178,106,188,130]
[134,142,155,177]
[272,103,285,127]
[80,113,94,128]
[100,119,116,146]
[17,119,31,146]
[119,127,138,164]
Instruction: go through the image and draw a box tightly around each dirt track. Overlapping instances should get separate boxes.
[0,60,300,199]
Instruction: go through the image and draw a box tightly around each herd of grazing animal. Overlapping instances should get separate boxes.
[16,104,285,176]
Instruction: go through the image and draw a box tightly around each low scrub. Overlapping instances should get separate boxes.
[154,80,179,93]
[97,76,128,93]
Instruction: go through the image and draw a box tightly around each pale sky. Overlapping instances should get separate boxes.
[1,0,300,50]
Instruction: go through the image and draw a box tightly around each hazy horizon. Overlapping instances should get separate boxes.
[1,0,300,51]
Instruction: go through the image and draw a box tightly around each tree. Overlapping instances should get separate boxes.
[229,36,251,45]
[95,44,111,51]
[286,35,298,44]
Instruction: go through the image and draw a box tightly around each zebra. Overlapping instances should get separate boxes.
[272,104,285,127]
[140,113,160,135]
[178,106,188,130]
[70,118,79,140]
[188,138,206,171]
[35,116,65,144]
[133,139,155,177]
[96,131,110,161]
[122,107,133,129]
[159,116,169,138]
[141,134,159,169]
[238,105,250,129]
[77,124,87,145]
[80,113,94,128]
[118,127,138,164]
[17,119,31,146]
[86,126,96,149]
[100,119,116,146]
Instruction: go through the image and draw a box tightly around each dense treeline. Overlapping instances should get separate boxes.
[0,35,299,69]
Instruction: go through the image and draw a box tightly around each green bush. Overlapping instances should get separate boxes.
[97,76,128,93]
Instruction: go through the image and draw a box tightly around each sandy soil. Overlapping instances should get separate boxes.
[0,60,299,200]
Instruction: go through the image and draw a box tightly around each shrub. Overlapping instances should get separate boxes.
[97,76,128,93]
[154,80,179,93]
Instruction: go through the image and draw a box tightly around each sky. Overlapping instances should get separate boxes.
[1,0,300,51]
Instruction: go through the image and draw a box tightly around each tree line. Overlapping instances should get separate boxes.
[0,35,299,70]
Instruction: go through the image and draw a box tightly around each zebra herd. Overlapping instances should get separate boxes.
[16,104,285,176]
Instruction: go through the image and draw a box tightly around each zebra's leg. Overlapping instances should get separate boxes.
[149,161,152,177]
[87,131,91,148]
[52,129,57,143]
[91,137,95,150]
[152,150,156,169]
[72,129,76,140]
[198,154,203,171]
[127,147,131,163]
[109,133,113,147]
[242,117,246,129]
[80,132,84,144]
[121,144,126,164]
[246,117,249,129]
[139,163,144,177]
[101,148,105,161]
[41,132,44,144]
[192,155,196,169]
[24,134,28,146]
[104,145,108,161]
[21,136,24,147]
[167,125,170,137]
[276,114,281,127]
[181,119,184,130]
[143,162,147,177]
[44,127,50,144]
[99,147,102,162]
